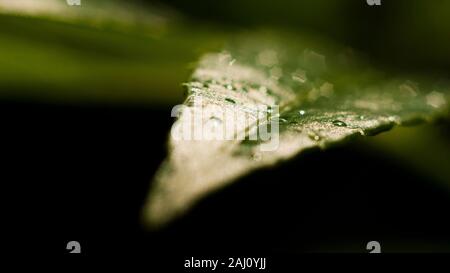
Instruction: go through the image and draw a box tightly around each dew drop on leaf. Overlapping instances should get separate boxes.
[292,69,307,83]
[426,91,446,108]
[332,120,347,127]
[225,97,236,104]
[308,132,321,141]
[257,50,278,67]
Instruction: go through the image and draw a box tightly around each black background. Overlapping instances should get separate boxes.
[5,101,450,260]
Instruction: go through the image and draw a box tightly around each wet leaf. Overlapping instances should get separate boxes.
[143,31,450,227]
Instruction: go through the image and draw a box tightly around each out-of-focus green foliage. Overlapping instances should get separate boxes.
[162,0,450,72]
[0,0,225,105]
[1,0,449,104]
[368,123,450,191]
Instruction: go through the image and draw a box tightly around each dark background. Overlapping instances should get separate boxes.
[6,101,450,257]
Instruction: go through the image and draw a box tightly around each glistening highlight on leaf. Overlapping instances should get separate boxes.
[143,31,449,227]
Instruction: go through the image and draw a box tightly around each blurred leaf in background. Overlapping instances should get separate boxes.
[1,0,450,104]
[0,0,225,105]
[154,0,450,72]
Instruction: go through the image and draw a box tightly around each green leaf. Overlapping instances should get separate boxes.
[0,0,225,104]
[143,31,450,228]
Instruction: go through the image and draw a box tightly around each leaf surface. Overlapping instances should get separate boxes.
[143,31,449,227]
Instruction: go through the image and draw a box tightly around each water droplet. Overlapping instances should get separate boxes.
[426,91,446,108]
[303,49,326,72]
[399,81,419,97]
[299,110,306,116]
[319,82,334,97]
[225,97,236,104]
[257,50,278,67]
[308,132,321,141]
[332,120,347,127]
[270,67,283,79]
[292,69,307,83]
